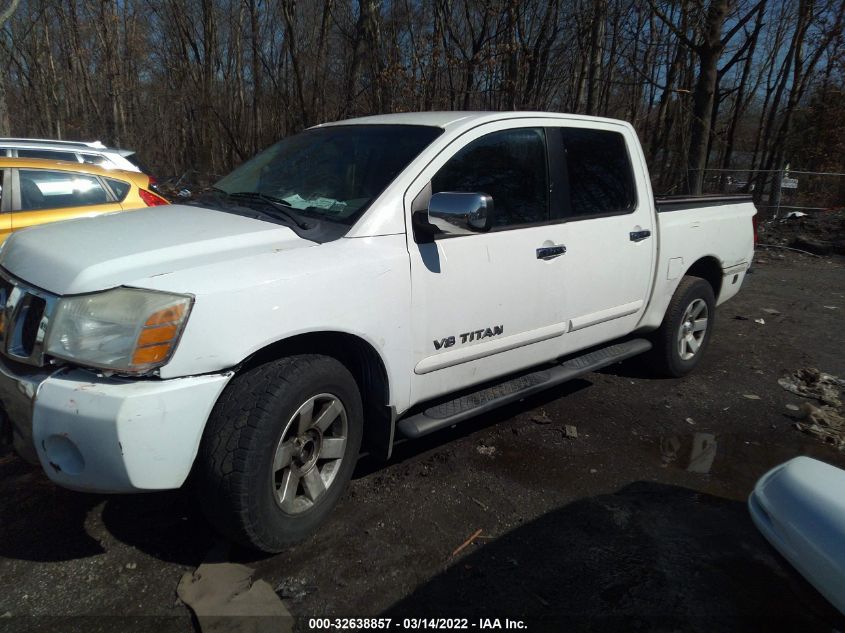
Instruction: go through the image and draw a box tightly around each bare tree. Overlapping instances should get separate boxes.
[0,0,840,202]
[0,0,21,135]
[650,0,765,193]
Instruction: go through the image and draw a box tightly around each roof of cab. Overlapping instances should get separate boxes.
[315,110,631,131]
[0,157,148,185]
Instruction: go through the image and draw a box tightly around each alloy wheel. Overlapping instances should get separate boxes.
[677,298,709,361]
[272,393,348,514]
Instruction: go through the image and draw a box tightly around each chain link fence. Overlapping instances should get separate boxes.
[696,168,845,219]
[690,168,845,257]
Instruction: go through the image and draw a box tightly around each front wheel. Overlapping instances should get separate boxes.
[650,276,716,378]
[195,354,363,552]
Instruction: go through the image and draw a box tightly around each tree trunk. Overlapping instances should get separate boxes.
[0,0,21,136]
[585,0,605,115]
[686,0,729,194]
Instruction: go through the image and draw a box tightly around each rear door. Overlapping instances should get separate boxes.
[10,168,123,231]
[550,122,656,353]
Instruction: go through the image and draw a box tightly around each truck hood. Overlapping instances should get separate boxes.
[0,205,316,295]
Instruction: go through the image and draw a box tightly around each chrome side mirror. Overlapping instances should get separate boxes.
[427,192,493,234]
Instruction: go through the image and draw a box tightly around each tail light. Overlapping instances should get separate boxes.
[752,213,759,245]
[139,188,169,207]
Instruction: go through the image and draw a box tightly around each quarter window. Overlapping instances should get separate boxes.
[432,128,549,228]
[560,128,635,218]
[80,153,110,167]
[17,169,110,211]
[105,178,131,201]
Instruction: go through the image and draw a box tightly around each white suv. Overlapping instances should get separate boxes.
[0,138,149,174]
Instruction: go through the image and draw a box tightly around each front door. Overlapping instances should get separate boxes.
[407,122,570,405]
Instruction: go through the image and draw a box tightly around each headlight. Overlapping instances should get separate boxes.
[46,287,193,374]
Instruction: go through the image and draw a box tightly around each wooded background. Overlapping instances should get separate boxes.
[0,0,843,207]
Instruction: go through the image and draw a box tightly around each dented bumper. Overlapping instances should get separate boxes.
[0,358,231,492]
[0,358,56,464]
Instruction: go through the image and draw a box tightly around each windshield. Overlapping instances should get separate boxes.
[214,124,442,226]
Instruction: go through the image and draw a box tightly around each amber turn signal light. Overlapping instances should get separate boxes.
[131,304,187,367]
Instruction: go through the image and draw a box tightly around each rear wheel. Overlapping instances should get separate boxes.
[196,354,363,552]
[650,276,716,377]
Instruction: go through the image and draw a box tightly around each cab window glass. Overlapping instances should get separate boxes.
[17,169,110,211]
[560,128,635,217]
[17,149,78,162]
[432,128,549,228]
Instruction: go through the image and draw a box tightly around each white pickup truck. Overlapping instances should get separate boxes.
[0,112,755,551]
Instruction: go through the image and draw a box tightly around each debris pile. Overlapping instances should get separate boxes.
[778,368,842,407]
[154,169,219,201]
[177,560,292,633]
[758,208,845,257]
[779,367,845,450]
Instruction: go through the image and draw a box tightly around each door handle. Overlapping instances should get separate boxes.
[629,229,651,242]
[536,245,566,260]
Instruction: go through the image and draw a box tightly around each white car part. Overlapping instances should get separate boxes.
[749,456,845,614]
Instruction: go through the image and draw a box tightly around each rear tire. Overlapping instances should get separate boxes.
[650,276,716,378]
[195,354,363,553]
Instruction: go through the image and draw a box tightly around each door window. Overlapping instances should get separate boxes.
[431,128,549,228]
[17,148,79,162]
[560,128,636,218]
[17,169,110,211]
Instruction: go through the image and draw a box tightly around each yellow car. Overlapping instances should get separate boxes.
[0,157,168,243]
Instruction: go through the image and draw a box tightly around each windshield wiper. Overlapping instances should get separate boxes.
[225,191,312,230]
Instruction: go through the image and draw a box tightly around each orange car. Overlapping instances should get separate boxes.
[0,157,168,243]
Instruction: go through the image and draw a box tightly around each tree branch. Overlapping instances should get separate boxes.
[720,0,765,46]
[0,0,20,27]
[647,0,698,50]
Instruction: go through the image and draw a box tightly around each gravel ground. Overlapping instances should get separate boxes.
[1,251,844,633]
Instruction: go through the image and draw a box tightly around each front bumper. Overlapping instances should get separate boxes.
[0,357,231,492]
[0,360,55,463]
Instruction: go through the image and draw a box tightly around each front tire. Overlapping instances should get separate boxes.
[650,276,716,378]
[196,354,363,552]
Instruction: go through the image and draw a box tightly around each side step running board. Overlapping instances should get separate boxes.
[397,338,652,439]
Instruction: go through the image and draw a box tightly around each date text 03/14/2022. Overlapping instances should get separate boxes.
[307,617,528,630]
